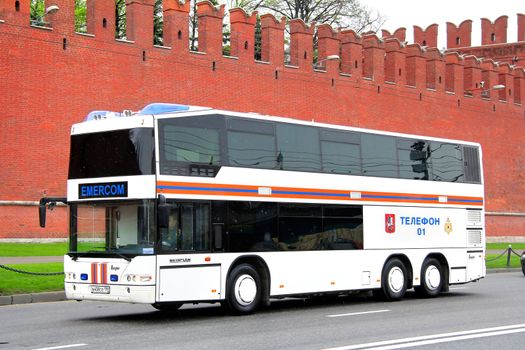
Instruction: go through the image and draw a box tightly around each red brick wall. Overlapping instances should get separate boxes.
[1,1,525,239]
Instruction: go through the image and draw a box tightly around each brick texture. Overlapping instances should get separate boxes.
[1,2,525,239]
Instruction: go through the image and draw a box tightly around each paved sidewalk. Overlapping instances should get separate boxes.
[0,291,66,306]
[0,256,63,264]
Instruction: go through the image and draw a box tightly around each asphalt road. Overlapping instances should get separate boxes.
[0,271,524,350]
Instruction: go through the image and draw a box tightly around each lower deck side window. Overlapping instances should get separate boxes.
[161,200,363,253]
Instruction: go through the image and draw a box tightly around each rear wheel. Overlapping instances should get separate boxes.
[415,258,443,297]
[379,258,408,301]
[226,264,261,315]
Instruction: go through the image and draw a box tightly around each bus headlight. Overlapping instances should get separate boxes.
[126,274,153,283]
[65,272,76,280]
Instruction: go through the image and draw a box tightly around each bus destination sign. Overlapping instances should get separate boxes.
[78,182,128,199]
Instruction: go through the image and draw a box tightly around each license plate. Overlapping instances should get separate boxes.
[89,285,110,294]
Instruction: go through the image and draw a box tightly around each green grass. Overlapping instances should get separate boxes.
[485,254,522,269]
[486,243,525,251]
[0,242,102,257]
[0,263,64,295]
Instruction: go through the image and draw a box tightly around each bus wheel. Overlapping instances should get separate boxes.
[226,264,261,315]
[152,302,183,312]
[380,258,408,301]
[415,258,443,297]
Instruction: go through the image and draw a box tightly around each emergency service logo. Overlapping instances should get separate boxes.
[385,214,396,234]
[445,217,453,235]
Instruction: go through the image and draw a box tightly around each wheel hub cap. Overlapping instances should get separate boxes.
[234,275,257,306]
[425,265,441,290]
[388,267,404,293]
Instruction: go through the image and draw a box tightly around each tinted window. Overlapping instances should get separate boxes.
[323,218,363,250]
[430,142,464,182]
[279,203,322,217]
[279,217,323,250]
[228,118,274,135]
[321,141,361,175]
[159,116,224,176]
[276,124,321,171]
[160,202,210,252]
[398,140,430,180]
[69,128,154,179]
[277,203,362,251]
[163,125,220,165]
[228,131,276,169]
[228,202,278,252]
[361,134,397,177]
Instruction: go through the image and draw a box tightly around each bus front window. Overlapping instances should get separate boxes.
[70,200,156,256]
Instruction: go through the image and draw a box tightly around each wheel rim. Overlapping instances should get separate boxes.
[424,265,441,290]
[388,266,405,293]
[234,274,257,306]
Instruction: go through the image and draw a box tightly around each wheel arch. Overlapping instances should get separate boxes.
[384,254,414,289]
[422,253,450,291]
[227,255,271,306]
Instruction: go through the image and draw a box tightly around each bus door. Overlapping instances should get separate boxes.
[158,202,222,302]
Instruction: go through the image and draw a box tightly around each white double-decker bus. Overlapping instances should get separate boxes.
[40,103,485,314]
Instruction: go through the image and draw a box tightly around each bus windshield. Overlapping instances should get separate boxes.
[68,128,154,179]
[69,200,156,256]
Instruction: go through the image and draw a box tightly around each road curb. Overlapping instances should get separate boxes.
[487,267,522,274]
[0,291,66,306]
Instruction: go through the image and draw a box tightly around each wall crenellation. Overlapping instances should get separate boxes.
[0,2,523,104]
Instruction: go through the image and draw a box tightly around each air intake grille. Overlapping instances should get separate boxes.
[467,210,482,226]
[468,230,483,245]
[463,146,481,183]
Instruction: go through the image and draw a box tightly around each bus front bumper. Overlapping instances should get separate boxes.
[65,282,155,304]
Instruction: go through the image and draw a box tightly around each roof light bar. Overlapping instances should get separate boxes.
[139,103,190,115]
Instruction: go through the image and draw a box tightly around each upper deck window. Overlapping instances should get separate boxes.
[157,114,480,184]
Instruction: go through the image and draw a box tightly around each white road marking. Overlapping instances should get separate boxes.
[32,344,87,350]
[326,309,390,318]
[322,323,525,350]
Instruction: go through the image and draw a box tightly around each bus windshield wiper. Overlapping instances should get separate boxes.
[108,249,132,262]
[70,250,132,262]
[70,250,103,261]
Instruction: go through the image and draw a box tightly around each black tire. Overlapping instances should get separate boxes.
[521,253,525,276]
[379,258,408,301]
[415,258,444,298]
[226,264,261,315]
[151,302,183,312]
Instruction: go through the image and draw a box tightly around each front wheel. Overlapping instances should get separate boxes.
[226,264,261,315]
[379,258,408,301]
[415,258,443,297]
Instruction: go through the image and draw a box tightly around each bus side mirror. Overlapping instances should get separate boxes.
[38,197,67,228]
[158,195,169,229]
[39,198,47,228]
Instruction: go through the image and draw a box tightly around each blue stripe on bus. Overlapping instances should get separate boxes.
[157,185,258,194]
[157,183,483,204]
[272,190,348,197]
[448,198,484,203]
[361,194,438,201]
